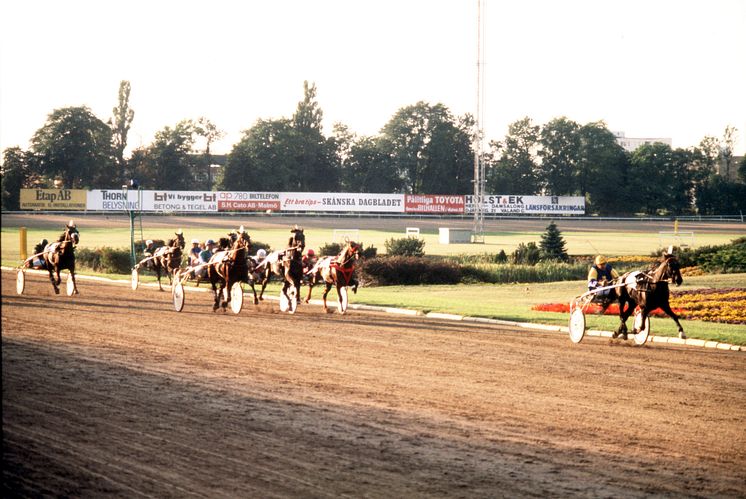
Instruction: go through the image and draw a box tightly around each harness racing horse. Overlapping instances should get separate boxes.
[255,227,306,305]
[305,241,361,314]
[615,253,685,340]
[152,232,185,291]
[43,222,80,295]
[207,230,252,312]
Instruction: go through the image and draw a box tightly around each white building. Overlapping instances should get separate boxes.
[613,131,672,152]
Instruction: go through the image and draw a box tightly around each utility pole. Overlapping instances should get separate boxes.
[472,0,486,243]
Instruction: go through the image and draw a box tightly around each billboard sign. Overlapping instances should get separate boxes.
[280,192,404,212]
[20,189,87,210]
[465,195,585,215]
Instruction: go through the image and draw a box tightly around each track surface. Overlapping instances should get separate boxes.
[3,270,745,497]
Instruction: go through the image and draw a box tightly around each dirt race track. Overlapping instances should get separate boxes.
[3,269,745,498]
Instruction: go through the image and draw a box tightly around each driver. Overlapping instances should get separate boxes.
[588,255,619,302]
[29,238,49,269]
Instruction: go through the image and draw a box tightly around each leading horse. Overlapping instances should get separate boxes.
[615,252,685,340]
[43,222,80,295]
[305,240,361,313]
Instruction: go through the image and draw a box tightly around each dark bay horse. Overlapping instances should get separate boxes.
[151,232,185,291]
[305,241,361,313]
[43,222,80,295]
[615,253,685,340]
[207,230,251,312]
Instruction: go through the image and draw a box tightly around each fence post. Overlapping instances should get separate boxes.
[20,227,28,260]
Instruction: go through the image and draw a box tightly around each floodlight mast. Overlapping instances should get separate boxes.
[472,0,486,243]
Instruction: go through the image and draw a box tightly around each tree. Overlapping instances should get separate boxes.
[133,120,196,189]
[628,143,695,215]
[539,221,568,261]
[111,80,135,184]
[576,122,631,215]
[1,147,31,210]
[537,117,581,195]
[380,101,473,194]
[194,117,225,190]
[486,117,540,194]
[738,156,746,183]
[31,106,114,188]
[333,125,399,193]
[221,118,296,191]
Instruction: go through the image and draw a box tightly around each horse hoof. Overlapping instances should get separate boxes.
[54,288,60,295]
[611,331,619,339]
[679,332,687,340]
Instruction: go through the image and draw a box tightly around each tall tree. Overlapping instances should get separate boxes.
[194,117,225,190]
[486,117,540,194]
[721,125,737,179]
[111,80,135,184]
[537,117,581,195]
[628,143,695,215]
[291,81,338,191]
[31,106,114,188]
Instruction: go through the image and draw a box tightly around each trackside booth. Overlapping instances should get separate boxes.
[439,228,473,244]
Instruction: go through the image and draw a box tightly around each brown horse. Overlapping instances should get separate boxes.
[151,232,185,291]
[615,253,685,340]
[43,222,80,295]
[207,230,251,312]
[305,241,361,314]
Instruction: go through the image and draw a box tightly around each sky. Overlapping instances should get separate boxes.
[1,0,745,158]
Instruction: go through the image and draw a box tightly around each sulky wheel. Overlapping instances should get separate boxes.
[633,310,651,345]
[568,307,586,344]
[172,281,185,312]
[230,282,243,315]
[131,268,139,290]
[16,269,25,295]
[66,273,75,296]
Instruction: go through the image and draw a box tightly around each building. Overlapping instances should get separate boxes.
[613,131,672,152]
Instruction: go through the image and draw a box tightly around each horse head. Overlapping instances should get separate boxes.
[174,231,185,249]
[338,241,361,266]
[662,254,683,286]
[289,226,305,251]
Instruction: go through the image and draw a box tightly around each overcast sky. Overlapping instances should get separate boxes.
[1,0,745,157]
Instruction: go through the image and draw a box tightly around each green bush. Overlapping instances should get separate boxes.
[385,237,425,257]
[539,221,569,261]
[447,251,508,265]
[76,247,132,274]
[359,256,461,285]
[663,237,746,273]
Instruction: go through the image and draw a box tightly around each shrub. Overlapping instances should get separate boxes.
[385,237,425,257]
[251,240,271,253]
[461,261,587,284]
[511,242,540,265]
[360,244,377,259]
[359,256,461,286]
[319,242,342,256]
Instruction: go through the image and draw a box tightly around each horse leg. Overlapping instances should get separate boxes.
[660,302,686,339]
[211,279,220,312]
[304,280,314,303]
[156,266,164,292]
[222,278,230,312]
[321,283,332,313]
[69,268,79,295]
[615,295,633,339]
[48,267,60,294]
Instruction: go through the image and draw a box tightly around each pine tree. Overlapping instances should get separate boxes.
[539,221,568,261]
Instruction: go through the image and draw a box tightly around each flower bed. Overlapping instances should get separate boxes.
[533,288,746,325]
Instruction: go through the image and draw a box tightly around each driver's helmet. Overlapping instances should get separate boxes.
[191,238,200,244]
[306,249,315,257]
[206,239,215,246]
[146,239,153,246]
[594,255,607,266]
[256,249,267,259]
